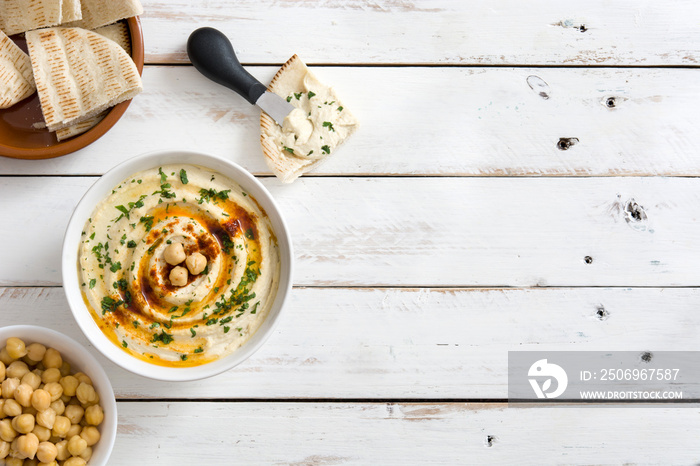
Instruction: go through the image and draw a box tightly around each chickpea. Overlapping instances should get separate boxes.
[0,348,13,366]
[39,461,58,466]
[66,435,87,457]
[31,425,50,442]
[74,384,96,406]
[25,344,46,364]
[30,390,51,413]
[169,266,188,287]
[6,361,29,379]
[64,457,87,466]
[42,383,62,402]
[51,416,70,438]
[35,408,56,429]
[83,405,103,426]
[36,441,57,463]
[42,349,62,370]
[0,418,16,442]
[14,384,34,408]
[5,338,27,360]
[4,456,23,466]
[78,445,92,462]
[58,377,79,398]
[63,406,83,426]
[0,439,8,458]
[66,424,81,439]
[59,362,71,378]
[55,439,69,460]
[79,426,99,447]
[0,361,5,382]
[21,372,41,391]
[72,374,91,386]
[3,399,22,417]
[1,377,20,399]
[40,369,61,385]
[48,400,64,416]
[12,414,35,434]
[164,242,186,265]
[15,432,39,459]
[185,252,208,275]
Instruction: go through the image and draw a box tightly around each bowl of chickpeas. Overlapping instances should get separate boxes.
[0,326,117,466]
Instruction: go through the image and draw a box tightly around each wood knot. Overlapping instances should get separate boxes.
[640,351,653,363]
[584,256,593,264]
[579,24,588,32]
[595,305,609,320]
[485,435,496,447]
[557,137,579,150]
[605,97,616,108]
[526,75,550,100]
[624,199,647,223]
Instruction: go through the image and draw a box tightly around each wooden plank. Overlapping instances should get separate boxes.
[1,176,699,287]
[139,0,700,66]
[112,401,700,464]
[2,287,699,399]
[3,66,700,176]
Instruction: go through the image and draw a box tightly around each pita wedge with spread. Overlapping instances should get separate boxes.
[67,0,143,30]
[260,55,358,183]
[55,22,133,141]
[26,26,142,132]
[0,29,36,109]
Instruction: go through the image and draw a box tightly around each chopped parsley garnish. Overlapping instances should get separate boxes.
[223,326,230,333]
[140,216,155,232]
[114,195,147,221]
[322,121,335,132]
[151,330,174,345]
[197,188,230,204]
[337,106,344,112]
[122,340,128,348]
[150,322,160,329]
[294,92,302,100]
[245,228,255,240]
[190,328,196,337]
[179,169,189,185]
[127,240,137,248]
[286,95,292,102]
[307,150,314,156]
[168,306,179,314]
[194,347,203,354]
[158,167,167,183]
[206,318,218,326]
[180,354,188,361]
[283,146,294,155]
[89,279,96,289]
[114,279,128,291]
[101,296,123,315]
[307,91,316,99]
[110,262,122,272]
[321,145,331,154]
[133,320,140,328]
[221,233,235,254]
[251,301,260,315]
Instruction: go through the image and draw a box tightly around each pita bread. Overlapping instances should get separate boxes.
[55,23,132,141]
[61,0,83,24]
[0,29,36,109]
[26,27,142,131]
[68,0,143,30]
[260,55,358,183]
[0,0,63,36]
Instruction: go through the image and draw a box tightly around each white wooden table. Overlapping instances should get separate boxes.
[2,1,700,463]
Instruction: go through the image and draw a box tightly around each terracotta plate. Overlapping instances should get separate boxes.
[0,16,145,160]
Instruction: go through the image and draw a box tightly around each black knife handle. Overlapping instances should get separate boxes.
[187,27,267,105]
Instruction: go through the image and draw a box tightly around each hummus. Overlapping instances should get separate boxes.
[78,164,281,367]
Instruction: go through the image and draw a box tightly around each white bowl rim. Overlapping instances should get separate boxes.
[0,325,117,466]
[62,150,294,382]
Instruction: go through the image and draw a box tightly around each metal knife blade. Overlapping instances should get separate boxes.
[255,92,296,127]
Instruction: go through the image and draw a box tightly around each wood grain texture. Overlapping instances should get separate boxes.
[139,0,700,66]
[111,401,700,464]
[2,66,700,176]
[2,287,699,399]
[1,176,699,287]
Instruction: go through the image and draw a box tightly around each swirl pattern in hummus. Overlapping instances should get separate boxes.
[78,164,281,367]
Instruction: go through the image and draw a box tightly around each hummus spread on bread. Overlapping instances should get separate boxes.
[78,164,280,367]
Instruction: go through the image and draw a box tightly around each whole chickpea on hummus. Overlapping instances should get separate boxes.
[78,165,281,367]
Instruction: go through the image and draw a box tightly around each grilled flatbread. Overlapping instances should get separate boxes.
[260,54,358,183]
[67,0,143,30]
[0,29,36,109]
[0,0,63,36]
[26,27,142,132]
[61,0,83,24]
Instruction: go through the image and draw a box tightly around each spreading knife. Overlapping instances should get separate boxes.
[186,27,295,126]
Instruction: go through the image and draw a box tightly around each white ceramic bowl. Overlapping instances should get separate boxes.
[0,325,117,466]
[62,150,294,381]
